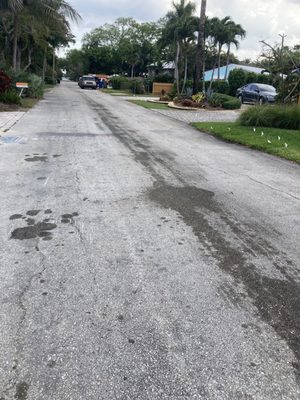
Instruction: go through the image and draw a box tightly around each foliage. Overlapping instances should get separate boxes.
[0,0,80,80]
[258,38,300,102]
[277,73,300,103]
[110,76,130,90]
[208,93,241,109]
[206,79,230,94]
[192,122,300,164]
[0,70,11,93]
[239,104,300,130]
[26,73,44,98]
[192,92,205,103]
[228,68,274,96]
[130,79,145,94]
[228,69,247,95]
[0,89,21,104]
[154,74,174,83]
[222,98,241,109]
[81,18,161,77]
[9,71,44,97]
[61,49,88,81]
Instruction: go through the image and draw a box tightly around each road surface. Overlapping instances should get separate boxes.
[0,82,299,399]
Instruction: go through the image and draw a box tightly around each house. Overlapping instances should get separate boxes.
[146,62,175,77]
[204,63,268,81]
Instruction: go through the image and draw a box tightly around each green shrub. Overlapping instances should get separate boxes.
[27,74,44,98]
[209,93,234,107]
[110,76,129,90]
[119,80,131,91]
[0,70,11,94]
[0,89,21,104]
[239,105,300,130]
[206,80,230,94]
[144,76,154,92]
[228,69,247,96]
[9,71,44,98]
[130,79,145,94]
[154,73,174,83]
[222,99,241,109]
[208,93,241,110]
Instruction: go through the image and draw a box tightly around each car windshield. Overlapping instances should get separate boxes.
[83,76,95,80]
[257,84,276,92]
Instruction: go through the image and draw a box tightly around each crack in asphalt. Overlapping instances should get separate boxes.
[1,246,46,399]
[245,175,300,201]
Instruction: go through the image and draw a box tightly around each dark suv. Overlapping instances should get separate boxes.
[236,83,277,105]
[78,75,97,90]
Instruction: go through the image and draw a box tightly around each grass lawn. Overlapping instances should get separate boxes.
[21,97,40,109]
[128,100,170,110]
[102,88,132,96]
[192,122,300,164]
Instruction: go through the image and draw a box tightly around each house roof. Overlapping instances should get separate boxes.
[204,64,268,81]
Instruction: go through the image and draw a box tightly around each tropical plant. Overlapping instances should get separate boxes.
[160,0,198,94]
[194,0,206,93]
[0,0,81,72]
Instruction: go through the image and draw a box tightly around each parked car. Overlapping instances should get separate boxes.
[78,75,97,90]
[236,83,277,105]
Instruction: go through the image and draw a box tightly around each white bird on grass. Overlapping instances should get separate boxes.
[261,132,264,136]
[285,143,288,148]
[267,140,272,144]
[253,127,256,132]
[278,136,281,141]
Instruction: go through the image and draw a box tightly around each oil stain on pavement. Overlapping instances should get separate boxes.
[10,210,79,241]
[149,183,300,382]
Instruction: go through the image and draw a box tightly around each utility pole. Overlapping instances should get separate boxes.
[194,0,207,93]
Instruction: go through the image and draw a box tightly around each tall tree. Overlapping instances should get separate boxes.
[160,0,197,94]
[194,0,206,93]
[224,21,246,80]
[1,0,80,71]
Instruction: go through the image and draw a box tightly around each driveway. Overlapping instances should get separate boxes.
[0,82,299,400]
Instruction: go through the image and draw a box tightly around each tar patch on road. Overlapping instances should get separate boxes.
[9,210,79,241]
[24,154,47,162]
[149,183,300,383]
[14,382,29,400]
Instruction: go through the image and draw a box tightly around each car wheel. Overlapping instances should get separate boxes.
[259,97,265,105]
[238,95,243,104]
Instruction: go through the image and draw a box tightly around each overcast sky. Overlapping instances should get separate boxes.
[67,0,300,61]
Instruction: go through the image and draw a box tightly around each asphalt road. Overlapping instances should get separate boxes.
[0,81,299,400]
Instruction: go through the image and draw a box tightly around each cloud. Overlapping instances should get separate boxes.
[67,0,300,60]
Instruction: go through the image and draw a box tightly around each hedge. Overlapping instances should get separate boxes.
[239,104,300,130]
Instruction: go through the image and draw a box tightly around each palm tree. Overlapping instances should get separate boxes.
[194,0,207,93]
[224,22,246,80]
[161,0,196,94]
[2,0,81,71]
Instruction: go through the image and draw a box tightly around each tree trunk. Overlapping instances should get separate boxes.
[175,41,181,94]
[208,63,216,92]
[131,64,134,78]
[224,44,231,80]
[12,13,19,72]
[217,43,222,80]
[42,50,47,81]
[52,47,56,84]
[194,0,207,93]
[181,54,188,95]
[17,45,21,71]
[23,48,32,72]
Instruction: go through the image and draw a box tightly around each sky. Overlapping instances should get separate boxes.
[67,0,300,61]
